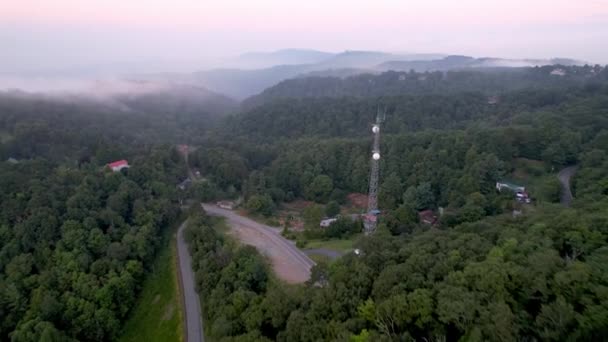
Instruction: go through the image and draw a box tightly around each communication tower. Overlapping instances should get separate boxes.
[364,109,385,235]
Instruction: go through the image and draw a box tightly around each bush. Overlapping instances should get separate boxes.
[296,238,308,248]
[325,217,362,239]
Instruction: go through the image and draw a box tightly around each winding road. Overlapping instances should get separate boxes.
[176,220,204,342]
[202,204,315,283]
[558,165,578,207]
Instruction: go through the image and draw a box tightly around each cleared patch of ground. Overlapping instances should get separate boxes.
[227,222,311,283]
[346,193,368,210]
[204,204,314,284]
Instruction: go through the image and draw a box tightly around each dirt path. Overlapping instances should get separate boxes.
[202,204,314,283]
[176,220,204,342]
[558,165,578,207]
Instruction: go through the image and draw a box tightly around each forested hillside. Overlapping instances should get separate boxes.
[1,62,608,341]
[0,93,200,341]
[0,90,235,162]
[0,148,182,341]
[203,86,607,224]
[243,65,607,108]
[182,65,608,340]
[196,67,608,216]
[187,201,608,341]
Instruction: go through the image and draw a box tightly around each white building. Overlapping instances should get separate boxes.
[320,218,338,228]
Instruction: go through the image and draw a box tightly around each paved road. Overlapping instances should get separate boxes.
[202,204,315,283]
[176,220,204,342]
[558,165,578,207]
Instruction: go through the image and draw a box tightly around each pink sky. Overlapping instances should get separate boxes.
[1,0,608,71]
[2,0,606,29]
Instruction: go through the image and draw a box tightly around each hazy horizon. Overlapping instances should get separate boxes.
[2,0,608,76]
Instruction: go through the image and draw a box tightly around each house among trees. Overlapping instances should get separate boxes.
[496,181,531,203]
[177,178,192,190]
[177,144,189,154]
[418,210,438,225]
[107,159,129,172]
[487,95,500,105]
[516,191,531,203]
[496,181,525,193]
[550,68,566,76]
[320,218,338,227]
[216,201,235,210]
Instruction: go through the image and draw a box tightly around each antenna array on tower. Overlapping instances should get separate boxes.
[363,108,385,235]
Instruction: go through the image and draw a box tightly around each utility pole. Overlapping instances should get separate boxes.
[364,109,385,235]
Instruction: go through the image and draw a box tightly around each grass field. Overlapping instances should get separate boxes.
[305,235,359,253]
[308,253,332,264]
[119,231,183,342]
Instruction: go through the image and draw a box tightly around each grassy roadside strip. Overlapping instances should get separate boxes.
[304,235,358,253]
[118,220,184,342]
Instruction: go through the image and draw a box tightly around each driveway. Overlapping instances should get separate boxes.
[558,165,578,207]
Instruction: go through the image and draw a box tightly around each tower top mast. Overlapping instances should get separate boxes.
[364,108,385,235]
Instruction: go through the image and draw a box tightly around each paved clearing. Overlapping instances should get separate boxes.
[202,204,315,284]
[558,165,578,207]
[177,220,204,342]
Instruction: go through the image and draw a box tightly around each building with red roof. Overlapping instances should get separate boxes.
[108,160,129,172]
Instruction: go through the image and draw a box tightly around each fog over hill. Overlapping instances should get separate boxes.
[0,49,593,101]
[150,51,589,99]
[0,78,238,118]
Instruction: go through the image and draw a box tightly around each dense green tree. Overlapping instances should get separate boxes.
[325,201,341,217]
[305,175,334,203]
[246,194,275,217]
[379,172,403,210]
[403,182,435,210]
[302,204,325,229]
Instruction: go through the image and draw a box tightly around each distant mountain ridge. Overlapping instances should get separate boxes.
[138,50,590,100]
[379,55,586,71]
[242,65,605,108]
[155,51,446,99]
[225,49,335,69]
